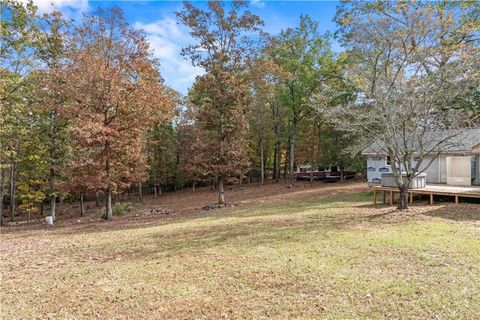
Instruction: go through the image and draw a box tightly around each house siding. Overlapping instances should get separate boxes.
[415,155,440,183]
[366,155,390,185]
[475,156,480,185]
[366,155,442,185]
[366,154,480,186]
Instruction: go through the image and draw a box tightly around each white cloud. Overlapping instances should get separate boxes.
[251,0,265,9]
[25,0,89,14]
[135,17,203,96]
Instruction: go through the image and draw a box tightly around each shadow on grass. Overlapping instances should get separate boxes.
[8,190,478,266]
[422,205,480,222]
[92,214,349,263]
[117,204,478,264]
[2,192,373,237]
[89,200,413,263]
[356,197,480,223]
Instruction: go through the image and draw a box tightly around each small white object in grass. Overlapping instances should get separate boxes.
[46,216,54,225]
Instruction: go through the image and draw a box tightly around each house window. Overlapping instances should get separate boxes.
[386,156,391,166]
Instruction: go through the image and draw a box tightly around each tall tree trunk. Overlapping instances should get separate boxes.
[154,185,158,198]
[95,191,100,207]
[272,143,277,181]
[309,134,315,183]
[80,193,85,217]
[218,176,225,204]
[104,118,112,219]
[264,153,268,181]
[105,188,112,219]
[288,141,295,187]
[174,151,180,192]
[398,185,409,210]
[192,181,196,192]
[272,103,282,183]
[274,140,280,183]
[137,183,143,203]
[0,167,5,226]
[260,137,265,184]
[40,201,44,216]
[9,162,16,222]
[288,125,296,188]
[212,176,217,191]
[49,110,57,221]
[340,167,345,182]
[50,193,56,221]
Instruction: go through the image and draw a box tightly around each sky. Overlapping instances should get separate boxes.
[33,0,341,95]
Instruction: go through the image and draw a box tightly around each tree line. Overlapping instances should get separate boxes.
[1,0,479,223]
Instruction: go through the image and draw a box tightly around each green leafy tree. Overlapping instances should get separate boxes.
[0,0,40,223]
[34,11,73,221]
[268,15,338,187]
[147,121,178,197]
[247,60,278,184]
[15,122,49,220]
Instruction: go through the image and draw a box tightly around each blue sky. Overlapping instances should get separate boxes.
[33,0,341,95]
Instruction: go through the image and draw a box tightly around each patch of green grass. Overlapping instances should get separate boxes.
[1,191,479,319]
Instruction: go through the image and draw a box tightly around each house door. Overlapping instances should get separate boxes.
[446,156,471,186]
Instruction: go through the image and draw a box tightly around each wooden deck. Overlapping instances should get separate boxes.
[372,184,480,205]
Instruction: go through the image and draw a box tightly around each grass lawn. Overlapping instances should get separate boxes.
[1,191,480,319]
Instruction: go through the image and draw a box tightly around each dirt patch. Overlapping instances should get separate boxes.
[141,179,367,211]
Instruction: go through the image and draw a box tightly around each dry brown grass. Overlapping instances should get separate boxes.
[1,184,479,319]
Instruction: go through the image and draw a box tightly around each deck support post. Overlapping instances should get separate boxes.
[372,186,479,206]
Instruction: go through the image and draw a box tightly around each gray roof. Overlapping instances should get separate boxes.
[362,128,480,155]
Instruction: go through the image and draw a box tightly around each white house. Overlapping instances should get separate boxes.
[362,128,480,187]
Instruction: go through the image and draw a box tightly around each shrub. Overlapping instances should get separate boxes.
[100,202,136,219]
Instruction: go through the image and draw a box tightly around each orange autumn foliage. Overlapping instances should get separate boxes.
[65,8,174,217]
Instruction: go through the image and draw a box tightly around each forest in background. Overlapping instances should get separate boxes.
[1,0,479,223]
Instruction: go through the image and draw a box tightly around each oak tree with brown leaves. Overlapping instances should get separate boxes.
[177,1,264,204]
[66,8,173,219]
